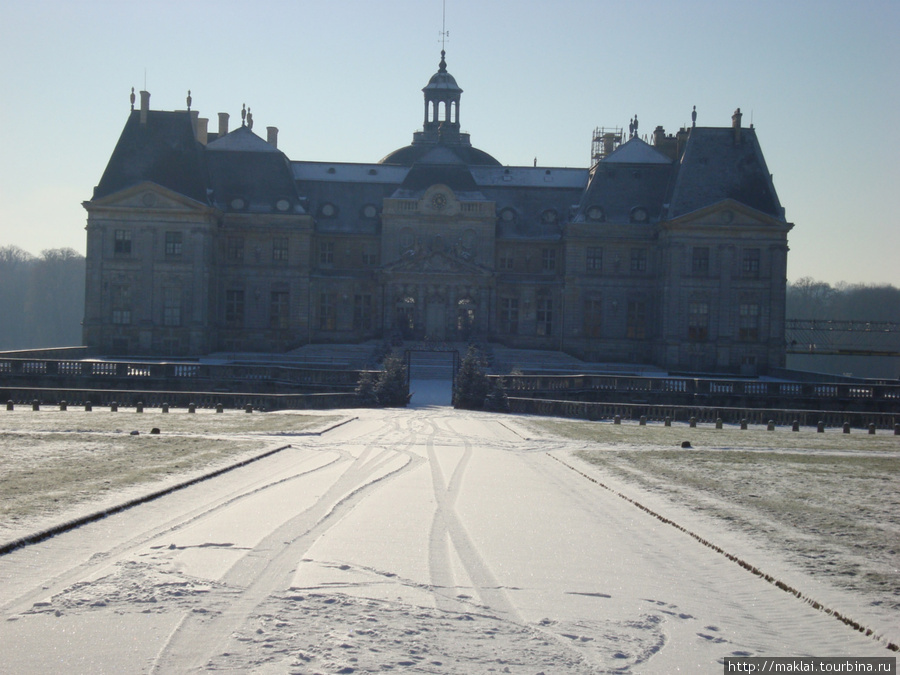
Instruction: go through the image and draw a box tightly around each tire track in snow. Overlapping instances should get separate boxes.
[151,416,425,672]
[426,417,522,622]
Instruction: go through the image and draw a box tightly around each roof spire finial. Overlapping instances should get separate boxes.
[186,89,192,111]
[130,87,135,111]
[241,103,246,127]
[438,0,449,71]
[691,105,697,127]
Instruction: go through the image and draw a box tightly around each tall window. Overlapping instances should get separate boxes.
[399,228,415,256]
[353,294,372,331]
[319,293,336,330]
[227,236,244,262]
[272,237,288,263]
[688,302,709,341]
[739,303,760,341]
[225,290,245,326]
[586,247,603,272]
[165,231,183,257]
[361,251,378,267]
[692,247,709,276]
[742,248,761,278]
[270,291,289,329]
[114,230,132,256]
[542,248,557,273]
[163,287,181,327]
[630,248,647,273]
[536,297,553,336]
[499,297,519,334]
[498,253,515,271]
[626,301,647,339]
[111,284,131,324]
[583,298,602,338]
[319,241,334,266]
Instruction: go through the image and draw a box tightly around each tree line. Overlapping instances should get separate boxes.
[0,246,85,351]
[786,277,900,323]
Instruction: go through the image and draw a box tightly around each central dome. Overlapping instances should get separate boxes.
[379,50,501,167]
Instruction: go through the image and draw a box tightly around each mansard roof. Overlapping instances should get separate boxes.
[92,110,208,203]
[205,125,302,214]
[602,137,672,164]
[668,127,783,219]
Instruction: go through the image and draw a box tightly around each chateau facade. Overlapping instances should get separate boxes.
[83,52,792,373]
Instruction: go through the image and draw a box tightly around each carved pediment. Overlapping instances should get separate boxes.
[84,181,214,214]
[664,199,792,232]
[382,248,492,277]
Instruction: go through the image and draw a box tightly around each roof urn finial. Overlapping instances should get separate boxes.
[241,103,247,127]
[186,90,192,111]
[691,105,697,127]
[439,49,447,73]
[130,87,135,111]
[247,107,253,130]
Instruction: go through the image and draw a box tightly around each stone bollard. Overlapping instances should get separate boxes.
[59,401,67,411]
[216,403,223,414]
[85,401,92,412]
[639,415,647,426]
[767,420,775,431]
[32,399,40,411]
[740,419,747,430]
[791,420,799,432]
[715,418,723,430]
[689,417,697,428]
[613,415,621,425]
[868,423,876,435]
[895,423,899,436]
[6,401,13,411]
[162,403,169,413]
[136,402,144,413]
[245,403,253,414]
[110,402,118,412]
[188,403,196,414]
[664,416,671,427]
[817,421,825,433]
[843,422,851,434]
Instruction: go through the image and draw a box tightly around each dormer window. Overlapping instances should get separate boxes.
[586,205,605,222]
[630,207,649,223]
[319,203,337,218]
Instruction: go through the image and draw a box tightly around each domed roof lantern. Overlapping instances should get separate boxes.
[422,50,462,143]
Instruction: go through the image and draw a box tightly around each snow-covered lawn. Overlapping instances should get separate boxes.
[0,407,896,673]
[0,408,336,543]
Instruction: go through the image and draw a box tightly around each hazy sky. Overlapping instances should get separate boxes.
[1,0,897,286]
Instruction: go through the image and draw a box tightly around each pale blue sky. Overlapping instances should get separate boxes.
[0,0,897,285]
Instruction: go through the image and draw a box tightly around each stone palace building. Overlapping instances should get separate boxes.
[82,51,793,374]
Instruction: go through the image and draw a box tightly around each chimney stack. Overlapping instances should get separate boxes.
[732,107,743,144]
[218,112,230,137]
[140,90,150,125]
[267,126,279,148]
[197,117,209,145]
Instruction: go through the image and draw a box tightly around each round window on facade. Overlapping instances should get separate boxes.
[230,197,246,210]
[499,207,516,223]
[586,205,604,222]
[362,204,378,219]
[276,199,291,212]
[320,203,337,218]
[631,207,649,223]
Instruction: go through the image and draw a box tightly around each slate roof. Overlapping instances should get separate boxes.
[668,127,782,219]
[205,126,302,214]
[92,110,207,203]
[379,141,501,167]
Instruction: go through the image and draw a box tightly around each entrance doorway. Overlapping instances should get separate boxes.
[405,350,458,407]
